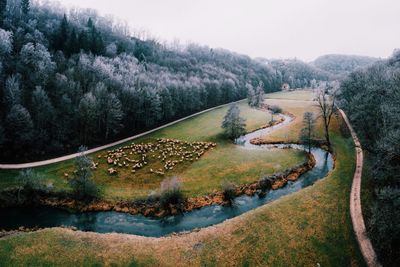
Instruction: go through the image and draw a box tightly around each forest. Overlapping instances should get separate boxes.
[0,1,378,163]
[339,50,400,266]
[0,0,282,162]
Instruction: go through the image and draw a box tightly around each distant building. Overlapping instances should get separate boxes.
[281,83,290,91]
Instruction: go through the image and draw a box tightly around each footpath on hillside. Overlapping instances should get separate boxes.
[339,109,381,267]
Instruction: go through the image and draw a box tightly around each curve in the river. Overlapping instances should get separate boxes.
[0,113,334,237]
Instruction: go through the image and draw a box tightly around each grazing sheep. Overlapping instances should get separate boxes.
[108,168,117,175]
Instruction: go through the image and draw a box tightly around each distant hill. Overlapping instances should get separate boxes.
[257,58,332,89]
[312,54,380,77]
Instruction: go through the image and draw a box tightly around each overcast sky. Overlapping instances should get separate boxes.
[59,0,400,61]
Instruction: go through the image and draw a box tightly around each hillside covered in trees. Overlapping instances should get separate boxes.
[338,50,400,266]
[0,0,296,162]
[312,54,379,78]
[257,54,380,89]
[0,0,377,164]
[262,58,332,89]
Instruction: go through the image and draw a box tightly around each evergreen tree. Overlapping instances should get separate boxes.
[0,123,5,146]
[31,86,54,130]
[105,93,123,140]
[54,14,69,52]
[141,88,161,128]
[87,18,105,55]
[0,0,7,26]
[5,104,34,146]
[78,92,97,144]
[66,28,79,56]
[21,0,30,15]
[221,103,246,140]
[87,17,94,28]
[78,30,89,52]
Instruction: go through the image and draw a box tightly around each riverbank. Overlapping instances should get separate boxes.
[0,109,317,219]
[1,101,307,202]
[0,91,365,266]
[0,152,315,219]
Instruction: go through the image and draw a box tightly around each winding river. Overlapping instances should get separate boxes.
[0,115,333,237]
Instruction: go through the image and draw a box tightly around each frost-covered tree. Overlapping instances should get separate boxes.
[31,86,55,146]
[339,50,400,266]
[300,112,315,153]
[3,75,22,110]
[247,81,264,108]
[105,93,123,139]
[247,83,256,106]
[255,81,265,107]
[5,104,34,146]
[0,29,13,56]
[18,42,55,86]
[78,92,97,144]
[221,103,246,140]
[69,146,99,200]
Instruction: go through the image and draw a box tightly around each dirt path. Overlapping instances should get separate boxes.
[339,109,381,267]
[0,100,244,170]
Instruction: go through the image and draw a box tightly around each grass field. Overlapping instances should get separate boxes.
[0,90,365,266]
[0,101,307,201]
[265,89,315,101]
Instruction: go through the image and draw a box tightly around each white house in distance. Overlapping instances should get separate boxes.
[281,83,290,91]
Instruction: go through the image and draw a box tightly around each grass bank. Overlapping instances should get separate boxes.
[0,101,306,201]
[0,90,365,266]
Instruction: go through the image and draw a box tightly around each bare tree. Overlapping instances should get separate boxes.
[316,87,337,148]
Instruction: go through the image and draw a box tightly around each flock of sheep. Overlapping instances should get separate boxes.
[99,138,217,175]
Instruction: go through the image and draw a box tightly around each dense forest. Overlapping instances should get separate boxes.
[1,1,376,163]
[0,0,294,162]
[339,50,400,267]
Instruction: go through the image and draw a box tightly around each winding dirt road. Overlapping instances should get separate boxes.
[339,109,381,267]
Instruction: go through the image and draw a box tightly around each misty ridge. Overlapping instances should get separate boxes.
[0,0,399,266]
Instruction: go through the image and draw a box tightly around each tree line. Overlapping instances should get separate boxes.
[338,50,400,267]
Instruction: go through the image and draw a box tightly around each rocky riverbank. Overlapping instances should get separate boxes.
[0,152,315,218]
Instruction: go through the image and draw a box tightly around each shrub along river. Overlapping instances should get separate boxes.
[0,115,333,237]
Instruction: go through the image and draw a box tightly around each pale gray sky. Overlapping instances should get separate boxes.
[59,0,400,61]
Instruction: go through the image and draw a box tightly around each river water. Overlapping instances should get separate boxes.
[0,115,333,237]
